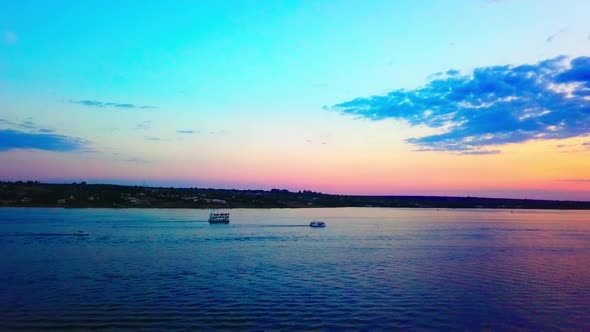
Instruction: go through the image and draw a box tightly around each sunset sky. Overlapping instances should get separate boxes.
[1,0,590,200]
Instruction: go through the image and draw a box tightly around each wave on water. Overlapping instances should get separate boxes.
[1,208,590,330]
[0,232,89,237]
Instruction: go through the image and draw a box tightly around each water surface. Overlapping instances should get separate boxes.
[1,208,589,330]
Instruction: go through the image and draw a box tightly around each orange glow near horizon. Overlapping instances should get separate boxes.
[3,136,588,201]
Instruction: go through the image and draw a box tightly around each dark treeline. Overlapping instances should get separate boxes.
[1,181,589,209]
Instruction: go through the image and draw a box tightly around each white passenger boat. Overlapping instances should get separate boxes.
[208,212,230,224]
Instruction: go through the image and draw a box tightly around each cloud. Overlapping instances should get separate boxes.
[111,152,150,164]
[136,121,151,130]
[329,56,590,153]
[546,28,567,43]
[176,130,197,134]
[560,179,590,182]
[459,149,501,155]
[37,128,55,133]
[0,118,56,133]
[0,129,89,152]
[3,31,17,44]
[414,148,500,155]
[20,120,35,129]
[555,57,590,83]
[144,136,160,141]
[121,157,149,164]
[69,100,157,109]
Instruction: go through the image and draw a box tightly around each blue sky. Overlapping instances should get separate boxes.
[3,0,588,105]
[1,0,589,199]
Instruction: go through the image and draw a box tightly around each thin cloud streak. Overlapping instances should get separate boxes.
[1,118,57,133]
[136,121,152,130]
[546,28,567,43]
[69,100,157,109]
[459,150,501,155]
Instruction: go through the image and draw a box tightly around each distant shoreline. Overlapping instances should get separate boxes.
[2,182,590,210]
[1,206,590,211]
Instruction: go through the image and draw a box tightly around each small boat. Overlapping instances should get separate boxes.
[74,230,89,236]
[309,220,326,228]
[209,212,230,224]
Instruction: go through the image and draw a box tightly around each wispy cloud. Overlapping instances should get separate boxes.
[0,118,56,133]
[120,157,149,164]
[136,121,151,130]
[3,30,18,44]
[546,28,567,43]
[560,179,590,182]
[0,129,89,152]
[37,128,55,133]
[414,148,500,155]
[111,153,150,164]
[144,136,160,141]
[20,120,35,129]
[556,141,590,151]
[69,100,157,109]
[330,56,590,153]
[305,139,328,145]
[459,150,501,155]
[176,130,197,134]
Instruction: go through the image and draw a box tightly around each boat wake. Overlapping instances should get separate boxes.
[0,232,89,237]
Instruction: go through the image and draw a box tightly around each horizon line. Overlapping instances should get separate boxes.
[2,180,589,203]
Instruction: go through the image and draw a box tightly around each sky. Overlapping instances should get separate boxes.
[1,0,590,200]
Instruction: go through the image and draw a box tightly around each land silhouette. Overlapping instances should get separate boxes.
[1,181,589,210]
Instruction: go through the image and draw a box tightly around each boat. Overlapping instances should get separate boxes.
[208,212,230,224]
[74,230,89,236]
[309,220,326,228]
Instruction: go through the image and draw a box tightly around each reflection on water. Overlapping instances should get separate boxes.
[1,208,589,330]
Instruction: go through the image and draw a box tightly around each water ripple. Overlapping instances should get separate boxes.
[1,208,589,330]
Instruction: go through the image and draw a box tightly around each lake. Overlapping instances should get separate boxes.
[1,208,589,330]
